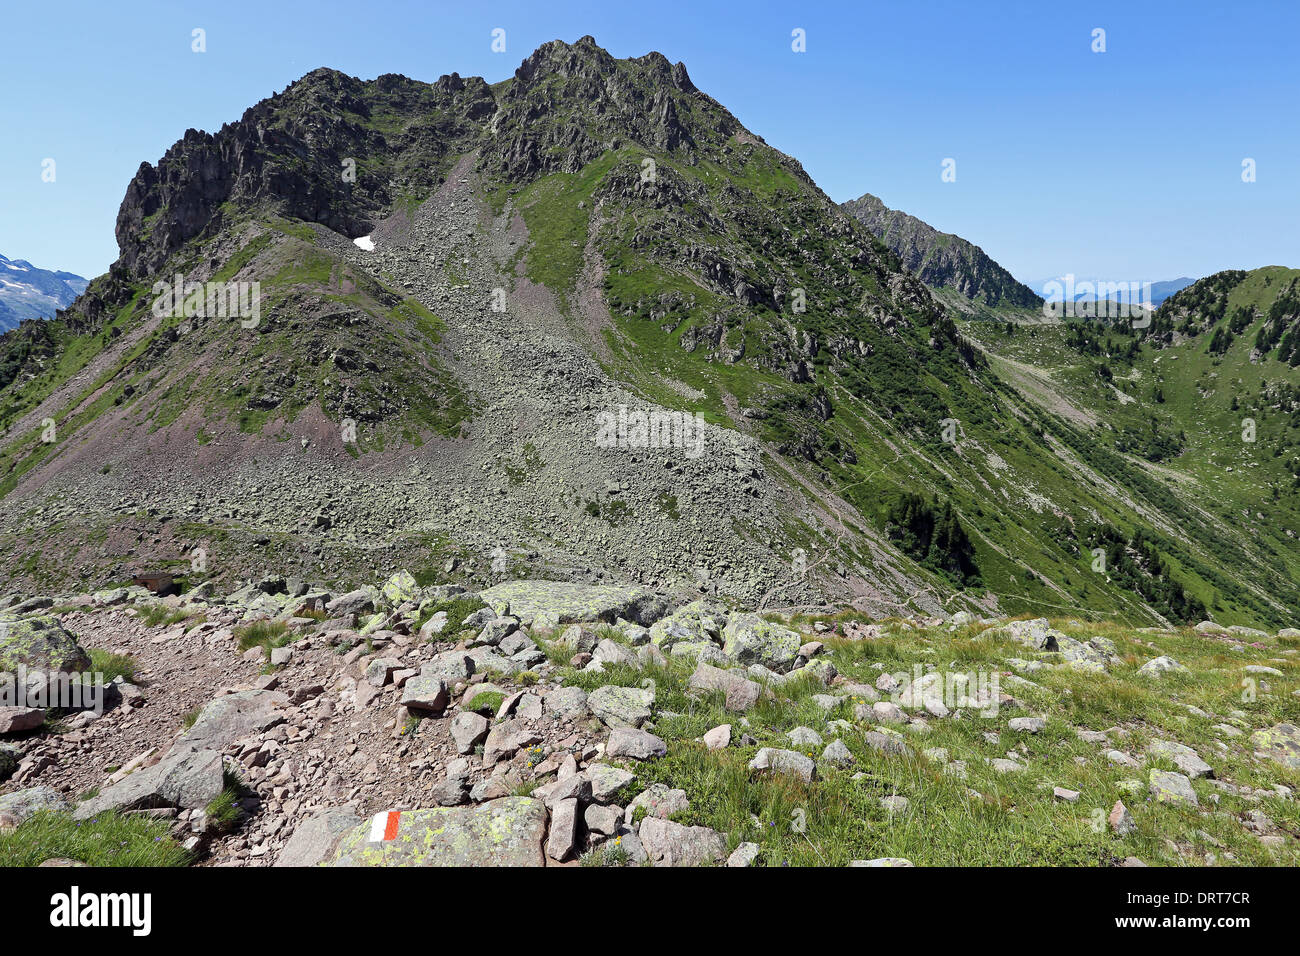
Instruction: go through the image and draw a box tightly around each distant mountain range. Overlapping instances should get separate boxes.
[0,255,88,331]
[1023,275,1196,308]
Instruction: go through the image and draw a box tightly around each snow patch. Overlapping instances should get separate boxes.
[353,235,375,252]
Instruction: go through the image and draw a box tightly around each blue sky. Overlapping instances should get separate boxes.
[2,0,1296,285]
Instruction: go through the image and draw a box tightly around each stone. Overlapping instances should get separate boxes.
[1008,716,1046,733]
[850,857,915,867]
[1109,800,1136,836]
[583,764,635,802]
[330,798,548,866]
[727,842,761,867]
[547,798,579,861]
[981,618,1058,652]
[449,712,490,754]
[703,724,731,750]
[177,690,288,753]
[821,739,854,766]
[1147,739,1213,779]
[721,612,801,671]
[1137,656,1188,677]
[0,615,90,672]
[687,663,762,711]
[74,748,224,819]
[749,747,816,782]
[380,570,418,605]
[584,803,624,837]
[628,784,689,819]
[275,807,363,867]
[587,685,654,728]
[1148,769,1198,807]
[477,581,662,630]
[543,685,588,717]
[787,726,823,747]
[421,651,475,683]
[0,786,69,823]
[1052,786,1080,802]
[483,719,542,763]
[605,727,667,760]
[400,675,449,713]
[590,638,640,670]
[638,817,726,867]
[365,657,402,687]
[0,706,44,735]
[1250,723,1300,769]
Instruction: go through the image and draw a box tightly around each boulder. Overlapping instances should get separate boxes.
[0,706,44,735]
[0,615,90,673]
[605,727,667,760]
[686,662,762,711]
[380,570,418,606]
[749,747,816,782]
[1250,723,1300,769]
[588,685,654,728]
[477,581,664,630]
[330,798,548,866]
[74,748,224,819]
[275,807,363,867]
[721,612,801,671]
[1137,656,1188,677]
[177,690,289,752]
[638,817,726,867]
[0,786,70,823]
[628,783,689,819]
[1148,769,1198,807]
[401,675,449,714]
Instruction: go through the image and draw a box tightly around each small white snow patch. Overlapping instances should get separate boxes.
[353,235,375,251]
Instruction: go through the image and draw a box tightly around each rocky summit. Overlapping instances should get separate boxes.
[0,32,1299,872]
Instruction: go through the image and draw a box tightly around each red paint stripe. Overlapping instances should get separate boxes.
[383,810,401,841]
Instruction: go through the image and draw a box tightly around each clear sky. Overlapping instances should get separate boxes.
[2,0,1296,285]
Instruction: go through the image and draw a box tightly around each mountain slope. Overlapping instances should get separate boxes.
[0,37,1295,629]
[842,192,1041,318]
[0,255,88,331]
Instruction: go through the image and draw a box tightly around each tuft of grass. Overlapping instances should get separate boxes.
[135,604,199,628]
[0,810,190,867]
[85,648,138,684]
[233,619,291,658]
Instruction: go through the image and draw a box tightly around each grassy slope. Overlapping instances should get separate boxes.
[564,619,1299,867]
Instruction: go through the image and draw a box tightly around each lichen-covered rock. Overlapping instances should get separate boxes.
[0,786,69,823]
[477,580,664,631]
[605,726,666,760]
[380,569,418,606]
[0,615,90,673]
[330,798,548,866]
[980,618,1059,652]
[686,662,762,711]
[1148,769,1198,807]
[588,684,654,728]
[1137,656,1188,677]
[721,612,801,671]
[1251,723,1300,769]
